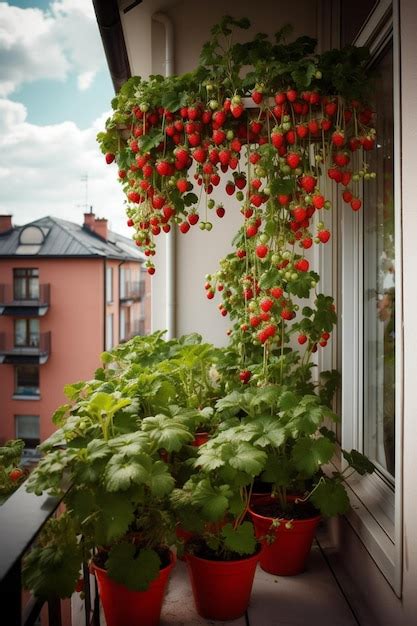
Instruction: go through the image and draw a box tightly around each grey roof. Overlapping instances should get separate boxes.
[0,216,144,262]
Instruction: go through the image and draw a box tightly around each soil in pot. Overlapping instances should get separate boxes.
[185,542,261,620]
[249,496,320,576]
[92,548,175,626]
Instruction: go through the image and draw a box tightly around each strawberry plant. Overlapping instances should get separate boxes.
[0,439,27,503]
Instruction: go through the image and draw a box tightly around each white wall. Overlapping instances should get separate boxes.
[120,0,319,345]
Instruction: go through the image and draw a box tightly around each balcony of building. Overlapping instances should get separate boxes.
[119,280,146,303]
[0,480,361,626]
[0,332,51,365]
[0,284,50,317]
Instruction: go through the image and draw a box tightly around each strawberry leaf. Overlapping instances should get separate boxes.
[221,521,257,555]
[310,479,350,517]
[107,544,161,591]
[292,437,335,475]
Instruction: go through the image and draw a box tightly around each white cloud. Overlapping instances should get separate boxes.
[0,100,130,238]
[0,1,104,95]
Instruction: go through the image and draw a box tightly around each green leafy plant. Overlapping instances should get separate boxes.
[0,439,26,503]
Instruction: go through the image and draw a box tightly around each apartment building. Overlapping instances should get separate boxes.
[0,212,150,456]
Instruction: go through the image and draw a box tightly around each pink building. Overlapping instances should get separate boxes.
[0,212,150,457]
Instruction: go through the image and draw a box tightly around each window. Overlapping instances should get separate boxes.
[15,415,40,451]
[120,307,126,341]
[119,266,126,299]
[363,44,395,480]
[15,365,40,396]
[14,319,40,347]
[340,4,402,594]
[13,268,39,300]
[106,313,114,350]
[106,266,113,303]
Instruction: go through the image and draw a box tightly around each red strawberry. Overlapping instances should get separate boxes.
[260,297,274,312]
[239,370,251,384]
[128,191,141,203]
[213,129,226,145]
[105,153,115,164]
[235,175,246,190]
[250,120,263,135]
[246,224,258,238]
[260,311,271,322]
[275,92,287,104]
[281,307,294,320]
[300,175,316,193]
[341,171,352,186]
[210,174,220,186]
[270,286,283,299]
[231,137,242,152]
[213,110,227,126]
[301,237,313,249]
[312,194,325,209]
[216,206,225,218]
[206,290,215,299]
[188,132,201,147]
[298,334,308,345]
[252,90,263,105]
[219,149,231,166]
[176,178,188,193]
[250,315,261,328]
[286,153,301,169]
[226,182,235,196]
[152,194,165,209]
[342,190,353,203]
[328,168,343,183]
[162,224,171,233]
[331,130,345,147]
[295,258,309,272]
[156,160,170,176]
[236,249,246,259]
[271,131,285,149]
[308,119,320,135]
[292,206,307,223]
[193,147,207,163]
[179,221,190,234]
[278,194,290,206]
[162,205,174,220]
[333,151,350,167]
[325,101,337,117]
[249,152,261,164]
[127,218,134,227]
[256,244,269,258]
[251,194,263,208]
[147,266,156,275]
[287,89,297,102]
[188,213,199,225]
[231,103,244,118]
[318,229,331,243]
[296,124,309,139]
[322,331,330,340]
[351,198,362,211]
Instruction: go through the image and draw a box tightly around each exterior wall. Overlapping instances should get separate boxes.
[0,257,104,444]
[121,0,319,345]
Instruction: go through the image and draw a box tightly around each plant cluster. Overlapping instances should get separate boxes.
[0,439,26,503]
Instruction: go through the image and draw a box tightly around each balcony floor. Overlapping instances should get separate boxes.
[100,541,360,626]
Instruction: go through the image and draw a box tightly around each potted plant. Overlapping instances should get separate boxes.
[171,428,267,621]
[0,439,27,503]
[210,382,375,576]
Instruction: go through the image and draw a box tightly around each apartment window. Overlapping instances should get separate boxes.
[106,313,114,351]
[119,267,126,299]
[106,266,113,303]
[13,268,39,300]
[14,319,40,347]
[15,365,40,396]
[120,307,126,341]
[15,415,40,451]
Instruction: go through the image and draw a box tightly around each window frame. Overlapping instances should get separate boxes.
[13,268,39,300]
[106,266,114,304]
[15,415,40,451]
[14,318,40,347]
[14,365,40,398]
[338,1,403,596]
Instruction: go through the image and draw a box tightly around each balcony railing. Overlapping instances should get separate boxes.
[0,332,51,364]
[0,481,99,626]
[0,284,50,316]
[119,280,145,302]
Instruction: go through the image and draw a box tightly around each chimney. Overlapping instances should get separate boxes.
[84,211,96,231]
[0,215,13,234]
[94,218,108,241]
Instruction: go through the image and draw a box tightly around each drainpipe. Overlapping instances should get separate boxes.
[153,12,176,339]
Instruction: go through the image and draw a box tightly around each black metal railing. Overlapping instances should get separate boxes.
[0,482,100,626]
[0,284,51,307]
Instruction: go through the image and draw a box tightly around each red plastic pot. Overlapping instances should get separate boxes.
[249,496,320,576]
[192,432,210,447]
[185,548,260,620]
[91,550,175,626]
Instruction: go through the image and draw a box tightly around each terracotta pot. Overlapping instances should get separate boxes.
[185,548,260,620]
[91,550,175,626]
[249,495,320,576]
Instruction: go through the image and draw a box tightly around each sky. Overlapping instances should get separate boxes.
[0,0,129,237]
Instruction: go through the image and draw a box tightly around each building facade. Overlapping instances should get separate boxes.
[92,1,417,624]
[0,212,149,455]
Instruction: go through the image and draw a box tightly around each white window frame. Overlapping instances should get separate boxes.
[105,313,114,351]
[337,0,403,596]
[106,266,113,304]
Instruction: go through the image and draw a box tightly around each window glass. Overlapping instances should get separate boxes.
[106,313,114,351]
[363,42,395,479]
[15,365,40,396]
[13,268,39,300]
[14,319,40,347]
[106,267,113,303]
[15,415,40,450]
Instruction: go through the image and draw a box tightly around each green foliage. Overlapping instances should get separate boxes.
[106,543,162,591]
[0,439,26,502]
